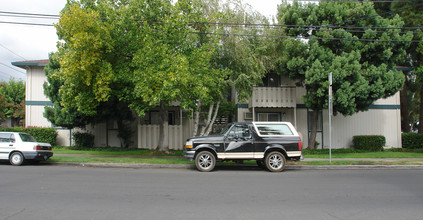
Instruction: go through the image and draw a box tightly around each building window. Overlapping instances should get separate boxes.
[257,113,281,122]
[262,72,280,87]
[150,111,176,125]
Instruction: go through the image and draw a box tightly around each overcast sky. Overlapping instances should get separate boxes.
[0,0,281,82]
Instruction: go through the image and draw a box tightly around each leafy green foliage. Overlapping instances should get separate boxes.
[44,53,93,129]
[209,0,267,102]
[402,133,423,149]
[0,78,25,126]
[276,2,411,148]
[375,2,423,133]
[0,90,8,123]
[278,2,410,115]
[53,0,227,150]
[353,135,386,151]
[0,127,57,146]
[72,131,95,148]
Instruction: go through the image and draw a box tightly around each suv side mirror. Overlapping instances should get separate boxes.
[242,129,250,137]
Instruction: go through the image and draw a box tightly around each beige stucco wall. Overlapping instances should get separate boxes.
[240,85,402,149]
[24,65,52,127]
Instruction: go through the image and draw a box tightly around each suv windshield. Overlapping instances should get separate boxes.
[19,133,37,142]
[219,123,233,135]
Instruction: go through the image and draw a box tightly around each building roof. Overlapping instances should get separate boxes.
[11,59,49,69]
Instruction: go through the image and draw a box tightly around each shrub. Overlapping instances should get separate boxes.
[353,135,385,151]
[402,133,423,149]
[72,132,95,148]
[0,127,57,145]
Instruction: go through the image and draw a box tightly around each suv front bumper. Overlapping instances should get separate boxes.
[184,150,195,161]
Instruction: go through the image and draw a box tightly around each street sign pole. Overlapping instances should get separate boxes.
[328,72,332,164]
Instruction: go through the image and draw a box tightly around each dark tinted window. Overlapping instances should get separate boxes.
[255,124,293,135]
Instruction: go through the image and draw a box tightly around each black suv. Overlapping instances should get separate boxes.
[184,122,302,172]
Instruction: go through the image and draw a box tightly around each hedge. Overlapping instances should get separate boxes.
[0,127,57,146]
[353,135,385,151]
[72,132,95,148]
[402,133,423,149]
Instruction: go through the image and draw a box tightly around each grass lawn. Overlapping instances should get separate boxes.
[50,156,190,164]
[303,148,423,159]
[51,146,423,165]
[53,146,184,157]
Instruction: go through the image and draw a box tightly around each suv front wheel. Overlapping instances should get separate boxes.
[195,151,216,172]
[265,151,286,172]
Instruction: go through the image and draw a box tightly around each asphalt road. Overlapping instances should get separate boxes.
[1,164,423,220]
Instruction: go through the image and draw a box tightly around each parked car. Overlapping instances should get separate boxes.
[184,122,302,172]
[0,132,53,166]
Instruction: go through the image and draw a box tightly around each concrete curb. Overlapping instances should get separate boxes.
[50,162,423,170]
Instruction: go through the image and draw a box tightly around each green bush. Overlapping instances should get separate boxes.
[402,133,423,149]
[0,127,57,146]
[72,132,95,148]
[353,135,385,151]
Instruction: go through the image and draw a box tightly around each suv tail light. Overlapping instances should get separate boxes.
[298,141,302,150]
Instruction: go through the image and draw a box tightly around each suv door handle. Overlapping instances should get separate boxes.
[9,144,13,146]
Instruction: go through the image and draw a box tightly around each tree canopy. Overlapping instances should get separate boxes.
[277,1,412,148]
[0,78,25,126]
[52,0,227,150]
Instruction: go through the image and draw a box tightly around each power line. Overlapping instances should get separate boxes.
[0,20,54,27]
[330,2,423,27]
[1,19,419,42]
[1,10,422,30]
[198,31,423,43]
[0,70,23,80]
[0,11,59,18]
[0,42,27,60]
[0,62,26,74]
[0,14,59,20]
[288,0,423,2]
[220,24,423,34]
[1,9,422,31]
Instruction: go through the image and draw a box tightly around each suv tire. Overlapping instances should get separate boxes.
[195,151,216,172]
[265,151,286,172]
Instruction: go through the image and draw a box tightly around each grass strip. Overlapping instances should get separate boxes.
[49,157,423,166]
[50,156,190,164]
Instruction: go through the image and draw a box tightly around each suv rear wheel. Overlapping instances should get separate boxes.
[195,151,216,172]
[265,151,286,172]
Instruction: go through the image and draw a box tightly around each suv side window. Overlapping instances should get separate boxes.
[255,124,293,135]
[227,124,250,138]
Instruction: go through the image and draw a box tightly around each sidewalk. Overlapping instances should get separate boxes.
[52,154,423,170]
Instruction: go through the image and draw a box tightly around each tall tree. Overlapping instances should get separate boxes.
[375,2,423,133]
[0,82,8,123]
[54,0,226,151]
[0,78,25,126]
[191,0,267,137]
[44,52,92,129]
[277,1,412,149]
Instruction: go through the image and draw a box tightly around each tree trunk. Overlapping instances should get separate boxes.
[156,102,169,152]
[307,110,318,150]
[204,101,220,136]
[200,103,214,136]
[400,76,410,132]
[192,100,201,137]
[419,88,423,134]
[117,119,125,148]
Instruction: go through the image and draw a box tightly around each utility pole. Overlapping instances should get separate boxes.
[328,72,333,164]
